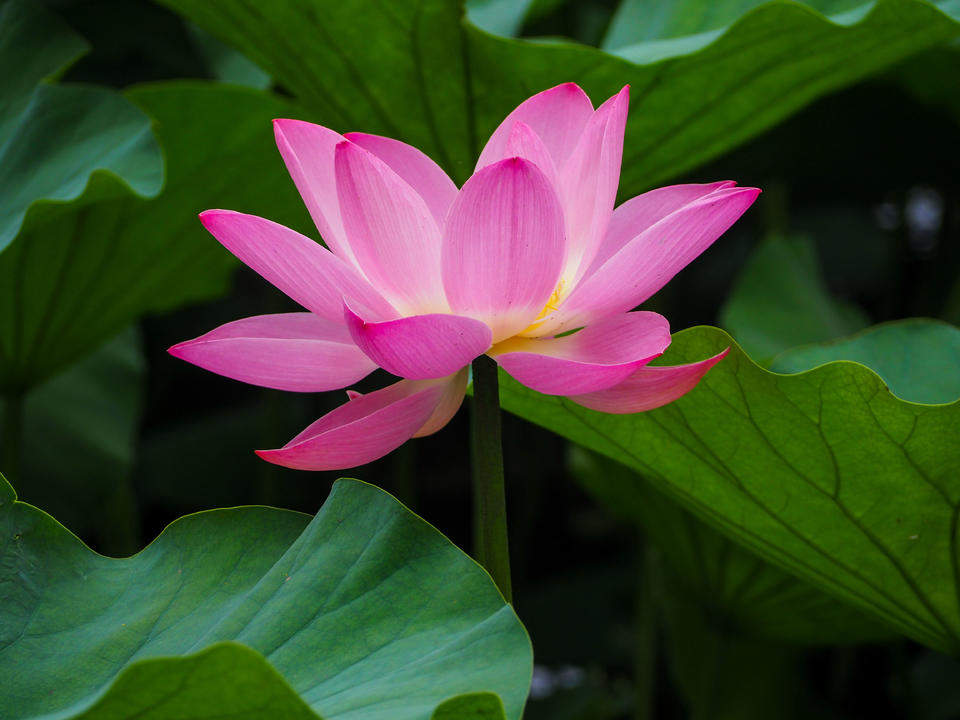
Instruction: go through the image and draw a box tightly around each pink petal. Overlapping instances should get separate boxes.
[414,367,468,437]
[534,187,760,336]
[588,182,738,274]
[478,120,559,189]
[476,83,594,172]
[168,313,375,392]
[344,304,491,380]
[199,210,396,323]
[344,132,458,227]
[442,157,566,342]
[273,119,353,262]
[256,377,453,470]
[335,141,446,313]
[556,86,629,289]
[568,349,729,413]
[492,311,670,395]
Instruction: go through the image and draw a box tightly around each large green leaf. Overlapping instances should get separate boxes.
[0,82,310,391]
[0,475,531,719]
[160,0,960,190]
[499,325,960,654]
[0,0,162,253]
[720,235,869,364]
[570,448,891,645]
[771,319,960,405]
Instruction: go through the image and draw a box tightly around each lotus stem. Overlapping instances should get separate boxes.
[470,355,513,602]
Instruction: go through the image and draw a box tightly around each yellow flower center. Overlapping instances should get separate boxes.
[521,280,565,335]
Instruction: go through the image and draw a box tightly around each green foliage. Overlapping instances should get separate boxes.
[772,319,960,404]
[571,448,891,645]
[720,235,869,364]
[570,446,890,716]
[432,693,508,719]
[466,0,536,36]
[656,574,805,720]
[0,0,162,253]
[0,82,309,391]
[602,0,868,48]
[187,24,272,89]
[0,476,530,720]
[499,325,960,654]
[6,328,143,551]
[159,0,960,191]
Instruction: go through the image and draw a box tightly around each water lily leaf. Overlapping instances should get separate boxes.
[0,81,310,391]
[0,475,530,719]
[570,448,892,645]
[499,325,960,654]
[720,235,869,364]
[0,0,162,253]
[159,0,960,190]
[771,319,960,405]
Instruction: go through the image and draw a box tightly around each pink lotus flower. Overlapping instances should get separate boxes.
[170,83,759,471]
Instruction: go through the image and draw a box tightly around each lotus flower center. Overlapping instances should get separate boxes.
[522,280,566,335]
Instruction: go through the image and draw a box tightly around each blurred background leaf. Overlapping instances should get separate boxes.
[3,327,144,553]
[720,234,870,363]
[571,447,893,647]
[0,0,161,252]
[0,82,307,393]
[771,318,960,403]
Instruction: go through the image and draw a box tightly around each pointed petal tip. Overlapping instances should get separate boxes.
[197,208,237,230]
[489,155,539,174]
[532,82,594,110]
[271,118,295,138]
[553,81,585,93]
[708,185,761,204]
[568,345,730,414]
[272,117,306,131]
[254,448,279,464]
[255,447,305,469]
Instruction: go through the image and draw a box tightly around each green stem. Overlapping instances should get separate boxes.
[2,391,23,483]
[470,355,512,602]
